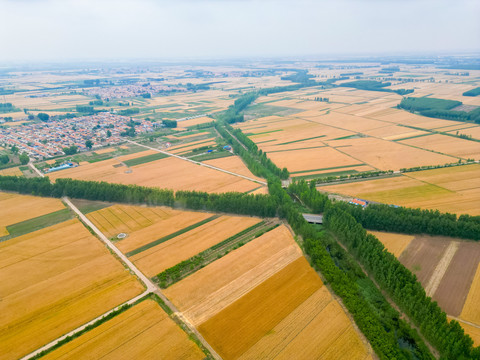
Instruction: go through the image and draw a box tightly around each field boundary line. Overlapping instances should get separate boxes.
[20,292,149,360]
[22,163,223,360]
[448,316,480,330]
[425,241,459,297]
[127,140,267,185]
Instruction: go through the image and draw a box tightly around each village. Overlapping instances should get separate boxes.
[0,112,157,160]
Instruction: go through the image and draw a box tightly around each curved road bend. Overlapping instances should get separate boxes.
[127,139,267,186]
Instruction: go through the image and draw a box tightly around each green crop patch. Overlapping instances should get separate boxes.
[126,215,221,257]
[0,208,74,242]
[123,152,169,167]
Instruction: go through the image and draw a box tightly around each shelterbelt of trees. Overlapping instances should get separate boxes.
[398,97,480,124]
[2,173,480,358]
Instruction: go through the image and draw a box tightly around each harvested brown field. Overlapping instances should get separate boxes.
[461,264,480,325]
[0,219,144,360]
[42,299,205,360]
[48,154,260,193]
[398,235,451,287]
[433,242,480,316]
[0,192,65,229]
[164,225,302,325]
[131,215,262,277]
[198,257,323,360]
[239,287,370,360]
[368,231,414,257]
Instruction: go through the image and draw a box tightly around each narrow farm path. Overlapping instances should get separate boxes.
[127,139,267,185]
[22,168,222,360]
[425,241,459,297]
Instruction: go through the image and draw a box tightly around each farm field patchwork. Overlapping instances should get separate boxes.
[48,150,261,193]
[165,225,371,359]
[0,219,144,360]
[130,214,262,277]
[368,231,414,257]
[42,299,205,360]
[319,164,480,215]
[0,191,66,231]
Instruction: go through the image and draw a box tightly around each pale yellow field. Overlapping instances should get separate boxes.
[167,137,215,152]
[320,165,480,215]
[0,166,23,176]
[368,231,415,257]
[451,318,480,347]
[48,154,260,193]
[268,146,360,173]
[0,192,65,229]
[460,263,480,325]
[400,134,480,159]
[325,137,457,170]
[198,257,323,360]
[87,204,185,238]
[165,225,302,325]
[131,215,262,277]
[179,116,214,127]
[0,219,144,360]
[204,155,264,181]
[42,299,205,360]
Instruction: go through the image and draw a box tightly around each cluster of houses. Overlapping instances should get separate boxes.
[0,113,156,160]
[83,84,183,100]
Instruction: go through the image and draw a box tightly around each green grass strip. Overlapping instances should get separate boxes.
[245,129,283,136]
[267,145,327,153]
[195,152,233,162]
[293,169,359,180]
[29,295,151,359]
[123,152,169,167]
[277,135,325,145]
[153,221,270,288]
[126,215,220,257]
[0,208,74,242]
[290,163,363,174]
[394,133,434,142]
[167,139,214,152]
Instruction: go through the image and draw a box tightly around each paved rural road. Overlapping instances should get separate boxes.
[128,139,267,186]
[23,165,222,360]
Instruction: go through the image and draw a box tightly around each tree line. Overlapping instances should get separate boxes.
[270,179,435,359]
[340,80,414,95]
[398,97,480,124]
[0,176,276,218]
[286,180,480,359]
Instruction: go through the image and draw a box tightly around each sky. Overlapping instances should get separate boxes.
[0,0,479,62]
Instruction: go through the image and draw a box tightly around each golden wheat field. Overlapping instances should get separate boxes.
[42,299,205,360]
[368,231,415,257]
[0,166,23,176]
[178,116,214,127]
[0,191,65,229]
[204,155,264,181]
[239,286,370,360]
[164,225,302,325]
[0,219,144,360]
[460,263,480,325]
[198,257,324,359]
[131,215,262,277]
[320,165,480,215]
[49,153,260,193]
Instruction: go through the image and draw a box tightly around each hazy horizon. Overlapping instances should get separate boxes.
[0,0,479,63]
